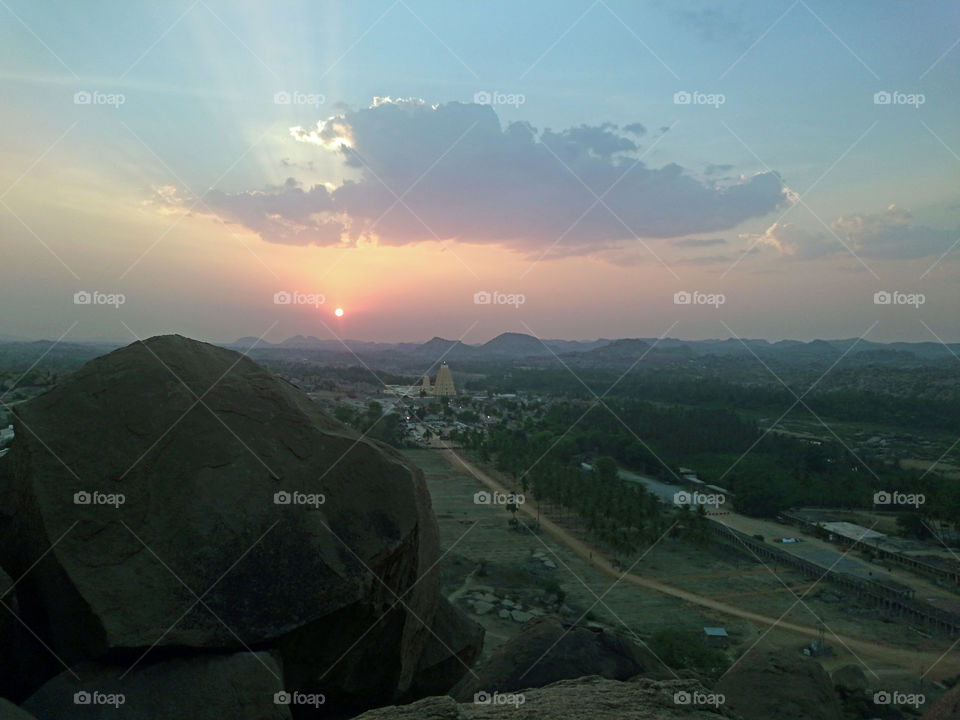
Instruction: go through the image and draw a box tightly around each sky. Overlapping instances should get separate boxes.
[1,0,958,345]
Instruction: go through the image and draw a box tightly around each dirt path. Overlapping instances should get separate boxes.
[439,448,960,680]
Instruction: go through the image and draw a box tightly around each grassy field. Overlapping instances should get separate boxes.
[404,448,940,685]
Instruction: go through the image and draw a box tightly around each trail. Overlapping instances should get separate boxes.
[438,447,960,680]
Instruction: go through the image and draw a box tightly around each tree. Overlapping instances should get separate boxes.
[595,456,618,484]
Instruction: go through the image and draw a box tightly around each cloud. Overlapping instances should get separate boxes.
[704,163,734,176]
[671,2,750,44]
[671,237,727,248]
[834,205,957,259]
[754,206,958,260]
[192,99,788,255]
[673,253,745,266]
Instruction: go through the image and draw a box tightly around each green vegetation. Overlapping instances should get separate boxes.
[460,394,960,533]
[334,401,407,447]
[647,629,730,681]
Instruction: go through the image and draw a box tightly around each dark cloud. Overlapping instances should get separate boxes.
[198,99,788,255]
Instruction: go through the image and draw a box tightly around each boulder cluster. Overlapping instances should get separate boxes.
[0,336,482,719]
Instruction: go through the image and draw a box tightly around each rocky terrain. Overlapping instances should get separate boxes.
[1,334,946,720]
[352,676,737,719]
[0,335,481,718]
[714,650,842,720]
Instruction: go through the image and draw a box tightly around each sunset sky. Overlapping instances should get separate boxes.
[1,1,958,344]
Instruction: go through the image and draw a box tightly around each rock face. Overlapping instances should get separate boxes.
[831,664,867,697]
[0,566,57,703]
[407,600,484,700]
[924,685,960,720]
[715,650,842,720]
[24,652,289,720]
[0,335,477,714]
[453,616,660,700]
[0,699,39,720]
[354,676,737,719]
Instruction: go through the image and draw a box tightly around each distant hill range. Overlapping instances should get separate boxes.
[3,332,959,373]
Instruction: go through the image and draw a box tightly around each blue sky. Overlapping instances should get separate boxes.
[1,1,958,343]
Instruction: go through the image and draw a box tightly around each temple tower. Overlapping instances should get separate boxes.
[432,363,456,396]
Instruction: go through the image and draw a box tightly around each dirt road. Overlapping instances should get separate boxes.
[439,448,960,680]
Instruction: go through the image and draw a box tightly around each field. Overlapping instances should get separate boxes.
[404,449,957,688]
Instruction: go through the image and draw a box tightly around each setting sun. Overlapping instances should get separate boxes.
[334,307,344,317]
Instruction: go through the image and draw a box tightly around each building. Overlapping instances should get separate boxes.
[421,374,432,396]
[703,627,728,647]
[432,363,456,397]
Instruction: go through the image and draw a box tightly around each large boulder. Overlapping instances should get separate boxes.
[925,684,960,720]
[831,664,867,698]
[23,651,289,720]
[354,676,736,719]
[407,599,484,699]
[0,699,39,720]
[452,616,660,700]
[715,649,842,720]
[0,335,459,713]
[0,566,59,703]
